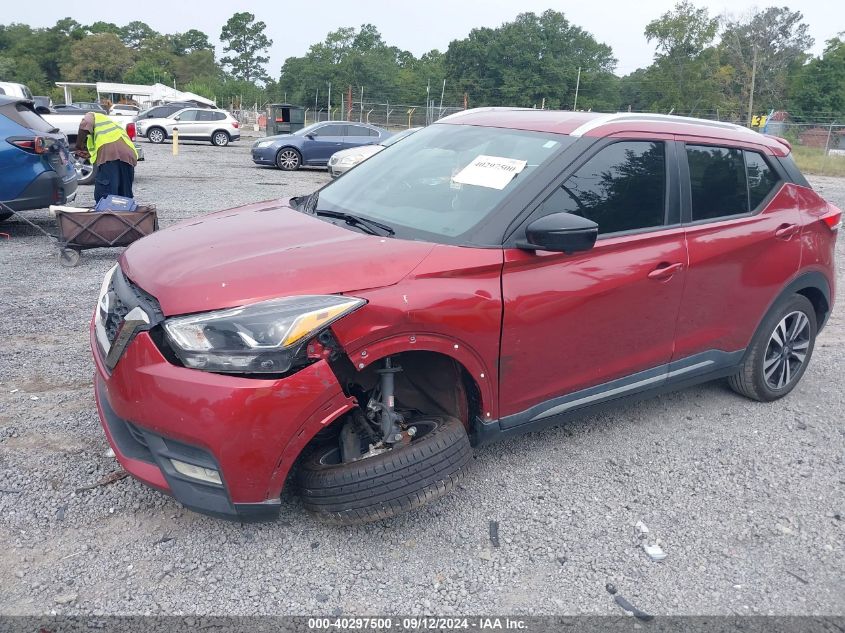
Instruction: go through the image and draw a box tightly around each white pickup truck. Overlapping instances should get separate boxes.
[41,111,144,185]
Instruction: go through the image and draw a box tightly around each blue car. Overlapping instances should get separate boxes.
[0,95,77,221]
[251,121,390,171]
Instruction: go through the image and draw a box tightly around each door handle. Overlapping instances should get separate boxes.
[775,224,799,240]
[648,262,684,280]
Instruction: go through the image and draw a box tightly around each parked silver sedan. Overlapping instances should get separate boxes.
[328,127,421,177]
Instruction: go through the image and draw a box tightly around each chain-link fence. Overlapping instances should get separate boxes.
[764,121,845,176]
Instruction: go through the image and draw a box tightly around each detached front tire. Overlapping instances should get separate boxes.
[296,415,472,525]
[728,294,817,402]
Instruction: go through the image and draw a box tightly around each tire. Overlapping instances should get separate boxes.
[275,147,301,171]
[57,248,81,267]
[147,127,166,144]
[296,415,472,525]
[728,294,817,402]
[76,159,94,185]
[211,130,230,147]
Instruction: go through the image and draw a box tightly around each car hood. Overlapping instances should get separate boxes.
[333,145,383,160]
[119,199,435,316]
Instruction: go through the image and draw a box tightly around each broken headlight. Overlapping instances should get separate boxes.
[163,295,364,374]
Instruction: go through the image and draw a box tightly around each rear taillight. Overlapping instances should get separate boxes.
[821,205,842,231]
[126,122,136,141]
[232,121,239,128]
[9,136,46,154]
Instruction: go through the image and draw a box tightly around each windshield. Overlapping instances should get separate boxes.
[313,123,571,244]
[380,127,419,148]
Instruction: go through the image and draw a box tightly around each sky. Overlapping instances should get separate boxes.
[3,0,839,77]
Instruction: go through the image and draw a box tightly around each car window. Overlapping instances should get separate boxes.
[536,141,667,235]
[197,110,214,121]
[369,128,380,137]
[686,145,747,221]
[745,151,780,209]
[213,111,227,121]
[177,110,199,121]
[346,125,372,137]
[313,124,345,137]
[1,102,54,133]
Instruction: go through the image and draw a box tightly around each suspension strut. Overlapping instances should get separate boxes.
[376,356,405,444]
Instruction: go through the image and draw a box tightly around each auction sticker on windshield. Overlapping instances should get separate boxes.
[452,155,527,190]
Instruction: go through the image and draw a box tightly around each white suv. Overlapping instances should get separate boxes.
[136,108,240,147]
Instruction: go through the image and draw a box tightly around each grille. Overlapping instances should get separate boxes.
[101,270,162,347]
[104,286,131,345]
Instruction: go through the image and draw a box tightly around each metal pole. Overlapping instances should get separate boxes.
[315,88,319,122]
[438,79,445,119]
[327,83,331,121]
[360,86,364,123]
[747,45,757,127]
[573,67,581,110]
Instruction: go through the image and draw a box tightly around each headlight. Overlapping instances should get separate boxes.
[163,295,364,374]
[338,155,364,166]
[254,140,275,148]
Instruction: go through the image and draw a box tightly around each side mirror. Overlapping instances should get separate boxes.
[173,115,181,121]
[518,212,598,254]
[305,133,315,139]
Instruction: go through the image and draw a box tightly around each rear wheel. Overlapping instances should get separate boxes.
[728,294,817,401]
[147,127,165,144]
[297,415,472,525]
[57,248,81,267]
[211,130,230,147]
[275,148,301,171]
[75,158,94,185]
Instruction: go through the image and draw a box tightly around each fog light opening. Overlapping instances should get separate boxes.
[170,459,222,485]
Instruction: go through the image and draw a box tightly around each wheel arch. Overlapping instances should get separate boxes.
[264,344,489,500]
[146,125,166,139]
[212,128,230,140]
[776,271,831,331]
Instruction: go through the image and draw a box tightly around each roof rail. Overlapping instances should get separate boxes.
[569,112,750,137]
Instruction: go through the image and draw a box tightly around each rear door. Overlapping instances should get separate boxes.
[499,137,688,423]
[673,141,800,359]
[343,124,378,149]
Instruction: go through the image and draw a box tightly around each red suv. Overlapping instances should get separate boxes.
[91,109,840,524]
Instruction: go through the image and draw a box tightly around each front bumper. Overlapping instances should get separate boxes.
[91,324,354,521]
[251,145,277,165]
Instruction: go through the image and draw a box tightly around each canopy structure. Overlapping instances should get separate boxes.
[56,82,215,107]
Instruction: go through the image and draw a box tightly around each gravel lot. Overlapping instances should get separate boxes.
[0,141,843,618]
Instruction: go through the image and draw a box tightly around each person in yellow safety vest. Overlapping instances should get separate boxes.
[74,112,138,203]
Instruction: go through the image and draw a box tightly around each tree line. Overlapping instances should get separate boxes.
[1,4,842,122]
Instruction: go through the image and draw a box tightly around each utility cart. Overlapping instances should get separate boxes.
[54,206,158,267]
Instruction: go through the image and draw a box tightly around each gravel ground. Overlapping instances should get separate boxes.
[0,142,843,617]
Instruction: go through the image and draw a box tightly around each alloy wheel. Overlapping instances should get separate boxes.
[213,132,229,146]
[763,310,810,390]
[277,149,300,170]
[148,129,164,143]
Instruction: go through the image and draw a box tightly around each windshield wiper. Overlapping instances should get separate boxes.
[315,209,395,236]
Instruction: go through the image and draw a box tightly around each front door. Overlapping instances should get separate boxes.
[499,138,687,425]
[303,123,346,164]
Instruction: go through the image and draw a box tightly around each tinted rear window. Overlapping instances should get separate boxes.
[745,151,780,209]
[687,145,747,221]
[1,102,54,133]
